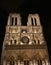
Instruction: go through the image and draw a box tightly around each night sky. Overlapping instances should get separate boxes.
[0,0,51,62]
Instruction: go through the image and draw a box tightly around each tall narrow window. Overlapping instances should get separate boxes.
[38,40,40,44]
[11,17,14,25]
[31,18,34,26]
[31,18,37,26]
[14,40,16,44]
[15,18,17,25]
[34,40,36,44]
[34,18,37,26]
[10,40,12,44]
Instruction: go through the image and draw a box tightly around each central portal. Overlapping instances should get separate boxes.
[24,60,29,65]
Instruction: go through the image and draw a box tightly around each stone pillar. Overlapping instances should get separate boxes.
[45,60,49,65]
[27,16,32,26]
[36,61,38,65]
[3,60,6,65]
[14,17,15,26]
[15,62,16,65]
[7,16,10,25]
[48,62,50,65]
[42,60,46,65]
[29,41,32,45]
[15,61,17,65]
[33,18,35,26]
[33,60,36,65]
[7,62,10,65]
[20,61,24,65]
[35,14,40,26]
[12,40,14,45]
[18,60,20,65]
[17,17,21,25]
[29,61,33,65]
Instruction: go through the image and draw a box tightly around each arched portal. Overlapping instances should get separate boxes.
[9,56,15,65]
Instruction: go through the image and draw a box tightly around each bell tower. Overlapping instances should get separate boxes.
[1,13,50,65]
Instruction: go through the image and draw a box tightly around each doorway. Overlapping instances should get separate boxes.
[24,60,29,65]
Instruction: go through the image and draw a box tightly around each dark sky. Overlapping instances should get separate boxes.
[0,0,51,62]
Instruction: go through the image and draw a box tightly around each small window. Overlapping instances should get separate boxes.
[15,18,17,25]
[31,18,34,26]
[11,17,14,25]
[10,40,12,44]
[31,18,37,26]
[34,39,39,44]
[34,18,37,26]
[14,40,16,44]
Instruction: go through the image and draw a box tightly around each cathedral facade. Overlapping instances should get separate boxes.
[1,13,50,65]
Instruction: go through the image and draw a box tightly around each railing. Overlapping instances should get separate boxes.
[5,44,47,50]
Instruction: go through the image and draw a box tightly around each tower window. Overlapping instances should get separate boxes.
[15,18,17,25]
[34,18,37,26]
[14,40,16,44]
[31,18,34,26]
[31,18,37,26]
[10,40,12,44]
[34,40,36,44]
[38,40,40,44]
[11,17,14,25]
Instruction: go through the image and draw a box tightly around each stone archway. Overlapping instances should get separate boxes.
[9,56,15,65]
[23,54,30,65]
[6,56,15,65]
[36,53,42,65]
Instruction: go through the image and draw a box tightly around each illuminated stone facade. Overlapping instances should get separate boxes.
[1,13,50,65]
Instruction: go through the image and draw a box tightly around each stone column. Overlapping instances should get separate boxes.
[17,17,21,25]
[18,60,20,65]
[33,60,36,65]
[45,60,50,65]
[27,16,32,26]
[3,60,6,65]
[48,62,50,65]
[36,61,38,65]
[12,40,14,45]
[7,62,10,65]
[42,60,46,65]
[29,61,33,65]
[20,61,24,65]
[33,18,35,26]
[35,14,40,26]
[15,61,17,65]
[7,16,10,25]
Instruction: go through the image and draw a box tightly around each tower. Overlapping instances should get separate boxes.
[1,13,50,65]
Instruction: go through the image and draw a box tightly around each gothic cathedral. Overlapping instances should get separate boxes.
[1,13,50,65]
